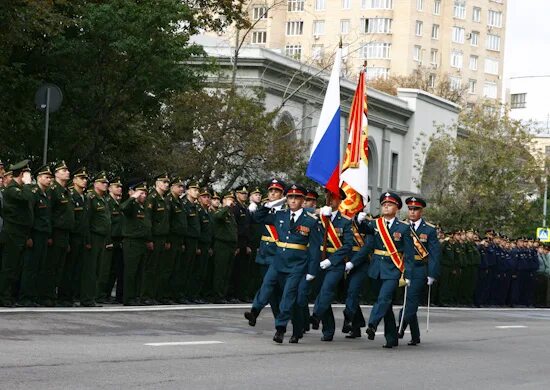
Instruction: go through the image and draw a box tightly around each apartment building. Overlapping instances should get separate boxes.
[232,0,506,103]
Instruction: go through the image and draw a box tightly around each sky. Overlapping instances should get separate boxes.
[504,0,550,79]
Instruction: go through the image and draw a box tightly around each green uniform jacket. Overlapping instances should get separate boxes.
[145,189,170,239]
[440,240,455,266]
[212,206,237,244]
[121,198,150,239]
[107,195,122,239]
[183,197,200,239]
[30,185,51,233]
[1,181,34,234]
[48,180,74,232]
[198,206,212,245]
[168,193,187,238]
[87,190,111,240]
[71,189,89,236]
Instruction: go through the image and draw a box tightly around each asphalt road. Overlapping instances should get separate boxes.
[1,304,549,390]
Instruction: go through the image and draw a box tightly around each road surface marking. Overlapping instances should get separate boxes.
[495,325,527,329]
[145,341,224,347]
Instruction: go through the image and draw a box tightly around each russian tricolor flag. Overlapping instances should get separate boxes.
[306,48,341,196]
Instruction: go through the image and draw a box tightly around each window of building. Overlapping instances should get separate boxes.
[285,44,302,60]
[311,44,324,60]
[468,79,477,94]
[417,0,424,11]
[363,18,393,33]
[416,20,423,36]
[454,1,466,19]
[362,42,392,59]
[450,76,462,90]
[488,10,503,27]
[510,93,527,109]
[430,48,438,65]
[288,0,304,12]
[390,153,399,189]
[251,30,267,44]
[431,24,439,39]
[469,55,478,70]
[253,6,268,20]
[486,34,501,51]
[314,0,326,11]
[451,50,463,68]
[413,45,422,62]
[452,26,465,43]
[433,0,441,15]
[483,81,497,99]
[470,31,479,46]
[484,58,499,75]
[313,20,325,35]
[342,0,351,10]
[362,0,393,9]
[366,67,390,80]
[286,21,304,35]
[429,73,436,87]
[340,19,350,34]
[472,7,481,22]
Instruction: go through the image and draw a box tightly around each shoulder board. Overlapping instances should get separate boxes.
[32,187,39,193]
[306,212,318,220]
[424,221,436,228]
[88,193,96,199]
[399,219,408,224]
[340,213,352,220]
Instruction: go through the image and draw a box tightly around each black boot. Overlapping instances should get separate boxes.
[273,326,285,344]
[345,328,362,339]
[310,314,320,330]
[365,325,376,340]
[342,310,352,334]
[244,307,259,327]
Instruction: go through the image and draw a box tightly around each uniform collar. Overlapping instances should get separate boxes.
[331,210,338,221]
[410,218,422,230]
[384,216,396,228]
[289,208,303,220]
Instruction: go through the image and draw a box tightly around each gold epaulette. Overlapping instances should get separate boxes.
[307,212,318,220]
[425,221,436,228]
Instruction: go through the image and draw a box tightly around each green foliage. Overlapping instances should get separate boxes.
[420,102,544,237]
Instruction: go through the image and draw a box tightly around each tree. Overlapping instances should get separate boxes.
[419,102,544,237]
[368,66,468,105]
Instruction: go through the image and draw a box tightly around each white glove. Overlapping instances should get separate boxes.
[345,262,354,272]
[427,276,435,286]
[22,171,32,185]
[320,206,332,217]
[248,202,258,213]
[320,259,331,269]
[405,278,411,287]
[265,197,286,209]
[357,212,367,223]
[306,274,315,281]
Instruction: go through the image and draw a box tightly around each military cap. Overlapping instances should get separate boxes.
[34,164,53,177]
[154,172,170,182]
[268,179,285,192]
[199,186,212,197]
[130,180,148,192]
[285,184,306,197]
[72,167,89,179]
[53,160,69,172]
[9,159,31,175]
[170,176,184,186]
[93,171,109,183]
[235,185,248,194]
[405,196,426,208]
[3,170,13,178]
[305,189,319,200]
[187,180,200,189]
[212,191,221,200]
[109,176,122,186]
[379,191,402,209]
[224,191,236,200]
[250,186,262,195]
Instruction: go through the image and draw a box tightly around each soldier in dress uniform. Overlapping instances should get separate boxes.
[230,186,252,302]
[102,176,124,304]
[0,160,33,307]
[191,186,213,303]
[120,180,150,306]
[397,196,441,346]
[349,192,415,348]
[80,171,111,307]
[304,190,319,210]
[181,180,201,303]
[210,192,221,212]
[247,186,263,300]
[142,173,170,305]
[43,161,74,306]
[19,165,53,307]
[211,192,238,303]
[166,177,187,304]
[244,184,322,343]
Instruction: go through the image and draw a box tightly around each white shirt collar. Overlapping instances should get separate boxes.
[411,218,422,230]
[290,208,303,220]
[384,217,396,228]
[331,210,338,221]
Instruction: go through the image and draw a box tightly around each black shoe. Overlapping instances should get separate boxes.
[321,335,333,342]
[365,326,376,340]
[289,336,299,344]
[382,344,394,349]
[194,299,206,304]
[273,329,285,344]
[141,299,155,306]
[408,339,420,346]
[342,311,352,333]
[56,301,75,307]
[177,298,191,304]
[345,329,362,339]
[310,314,320,330]
[80,302,102,307]
[397,326,405,339]
[124,300,141,306]
[40,299,55,307]
[244,308,259,326]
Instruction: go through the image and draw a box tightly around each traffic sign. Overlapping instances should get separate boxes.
[536,227,550,242]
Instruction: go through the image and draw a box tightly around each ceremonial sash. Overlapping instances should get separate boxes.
[265,224,279,242]
[410,226,429,260]
[320,215,343,250]
[375,217,404,273]
[351,221,365,247]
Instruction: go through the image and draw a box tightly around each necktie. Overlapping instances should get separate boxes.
[386,221,390,230]
[290,212,296,227]
[270,208,275,214]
